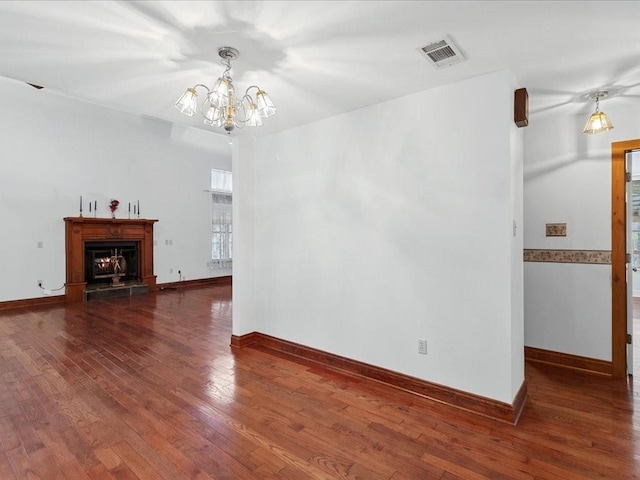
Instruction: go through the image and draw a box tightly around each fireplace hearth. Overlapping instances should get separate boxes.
[64,217,158,302]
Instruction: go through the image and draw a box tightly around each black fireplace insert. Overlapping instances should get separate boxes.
[84,241,139,285]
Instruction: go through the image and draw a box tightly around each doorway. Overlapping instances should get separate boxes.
[628,151,640,377]
[611,140,640,378]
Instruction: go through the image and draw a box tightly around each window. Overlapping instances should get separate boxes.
[211,168,232,193]
[210,169,232,270]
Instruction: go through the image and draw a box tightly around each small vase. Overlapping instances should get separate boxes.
[111,211,115,219]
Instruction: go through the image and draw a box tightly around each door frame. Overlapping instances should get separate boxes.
[612,139,640,378]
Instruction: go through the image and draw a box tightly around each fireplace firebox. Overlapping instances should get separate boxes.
[85,241,139,285]
[64,217,157,302]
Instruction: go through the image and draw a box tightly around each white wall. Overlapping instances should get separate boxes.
[232,137,257,336]
[234,69,524,403]
[0,77,231,302]
[524,102,640,360]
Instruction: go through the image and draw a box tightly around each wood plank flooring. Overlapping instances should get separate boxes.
[1,285,639,479]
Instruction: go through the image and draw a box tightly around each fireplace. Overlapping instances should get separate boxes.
[64,217,157,302]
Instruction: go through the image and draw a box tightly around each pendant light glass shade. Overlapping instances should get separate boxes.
[582,110,614,135]
[582,91,614,135]
[175,88,198,117]
[246,103,263,127]
[203,104,223,127]
[209,77,232,108]
[256,90,276,118]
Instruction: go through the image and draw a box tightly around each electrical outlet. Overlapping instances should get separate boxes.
[169,268,173,274]
[418,339,427,355]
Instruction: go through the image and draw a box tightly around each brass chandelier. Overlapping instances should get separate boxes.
[175,46,276,134]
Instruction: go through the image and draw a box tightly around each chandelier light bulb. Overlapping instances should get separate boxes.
[174,46,276,134]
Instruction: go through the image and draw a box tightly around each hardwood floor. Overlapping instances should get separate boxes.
[1,285,639,479]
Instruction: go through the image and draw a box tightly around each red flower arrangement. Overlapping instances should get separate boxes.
[109,199,119,213]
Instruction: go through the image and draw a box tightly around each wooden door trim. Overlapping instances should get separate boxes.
[612,139,640,378]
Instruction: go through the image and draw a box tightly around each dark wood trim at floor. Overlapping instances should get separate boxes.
[525,346,613,377]
[232,332,527,425]
[157,275,231,291]
[511,379,528,425]
[230,332,260,348]
[0,276,231,311]
[0,294,66,311]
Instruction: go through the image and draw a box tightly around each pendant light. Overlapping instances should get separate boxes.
[582,91,614,135]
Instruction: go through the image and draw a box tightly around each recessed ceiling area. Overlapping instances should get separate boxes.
[0,1,638,136]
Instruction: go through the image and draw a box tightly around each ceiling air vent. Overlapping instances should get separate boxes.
[417,35,466,69]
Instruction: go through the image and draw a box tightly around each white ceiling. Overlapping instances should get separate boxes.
[0,1,639,137]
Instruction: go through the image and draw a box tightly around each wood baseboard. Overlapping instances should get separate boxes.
[231,332,527,425]
[230,332,260,348]
[511,380,528,425]
[525,346,612,377]
[0,295,66,311]
[0,277,231,311]
[157,276,231,291]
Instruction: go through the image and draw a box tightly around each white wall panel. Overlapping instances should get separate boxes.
[524,262,611,360]
[234,70,523,403]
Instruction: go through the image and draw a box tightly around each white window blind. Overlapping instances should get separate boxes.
[211,168,232,193]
